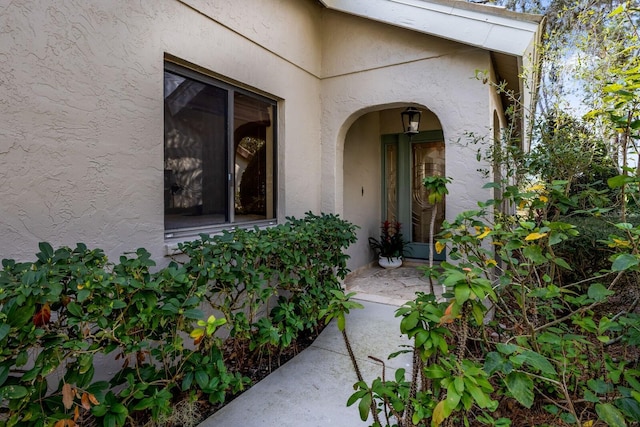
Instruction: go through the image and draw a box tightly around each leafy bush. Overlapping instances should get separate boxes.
[553,215,627,282]
[177,212,357,362]
[0,212,357,427]
[337,182,640,427]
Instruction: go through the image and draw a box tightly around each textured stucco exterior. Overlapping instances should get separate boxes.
[1,0,324,262]
[0,0,541,271]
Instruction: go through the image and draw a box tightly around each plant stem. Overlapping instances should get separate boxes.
[429,204,437,295]
[404,343,420,425]
[342,329,381,425]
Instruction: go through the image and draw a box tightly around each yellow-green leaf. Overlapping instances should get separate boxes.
[189,329,205,339]
[358,393,371,421]
[337,313,345,332]
[609,4,625,17]
[595,402,627,426]
[431,400,446,427]
[477,227,491,239]
[485,259,497,267]
[525,232,547,241]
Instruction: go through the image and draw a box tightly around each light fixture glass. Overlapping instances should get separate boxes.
[401,107,421,135]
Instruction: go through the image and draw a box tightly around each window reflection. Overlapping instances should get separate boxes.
[164,66,276,233]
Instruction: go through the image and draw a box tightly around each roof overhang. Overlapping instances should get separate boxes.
[319,0,543,56]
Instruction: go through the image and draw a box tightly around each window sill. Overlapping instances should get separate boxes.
[164,219,278,256]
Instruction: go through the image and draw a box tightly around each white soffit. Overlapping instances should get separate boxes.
[320,0,543,56]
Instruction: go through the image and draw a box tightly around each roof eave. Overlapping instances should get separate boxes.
[320,0,543,57]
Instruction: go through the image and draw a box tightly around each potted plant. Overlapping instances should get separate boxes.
[368,220,409,269]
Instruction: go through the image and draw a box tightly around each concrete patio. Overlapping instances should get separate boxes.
[199,263,437,426]
[344,261,444,305]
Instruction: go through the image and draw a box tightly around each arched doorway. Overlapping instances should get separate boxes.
[342,107,446,269]
[381,130,446,260]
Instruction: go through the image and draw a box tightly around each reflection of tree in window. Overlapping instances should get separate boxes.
[235,137,266,215]
[233,91,272,221]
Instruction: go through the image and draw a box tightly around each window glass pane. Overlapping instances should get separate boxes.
[233,92,275,222]
[164,70,228,230]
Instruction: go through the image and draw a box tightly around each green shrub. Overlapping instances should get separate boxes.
[553,216,621,282]
[0,212,357,427]
[177,212,357,357]
[340,182,640,426]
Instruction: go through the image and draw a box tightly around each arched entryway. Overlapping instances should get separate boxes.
[342,106,446,268]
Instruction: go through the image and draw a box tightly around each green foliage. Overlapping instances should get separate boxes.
[422,176,451,205]
[0,212,357,426]
[552,215,630,282]
[341,173,640,425]
[319,290,363,332]
[528,112,619,214]
[434,185,640,425]
[411,3,640,424]
[342,277,503,426]
[178,212,357,352]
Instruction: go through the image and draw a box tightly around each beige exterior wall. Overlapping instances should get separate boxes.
[0,0,324,263]
[342,113,382,270]
[1,0,523,272]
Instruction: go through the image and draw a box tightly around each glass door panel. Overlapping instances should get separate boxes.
[384,143,398,224]
[381,131,445,260]
[409,141,445,259]
[411,141,445,243]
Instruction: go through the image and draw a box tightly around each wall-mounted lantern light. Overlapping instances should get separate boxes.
[401,107,421,135]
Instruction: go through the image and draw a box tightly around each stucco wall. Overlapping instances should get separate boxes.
[2,0,512,273]
[0,0,324,263]
[342,112,381,270]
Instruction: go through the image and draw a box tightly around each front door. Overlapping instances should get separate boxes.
[382,131,446,260]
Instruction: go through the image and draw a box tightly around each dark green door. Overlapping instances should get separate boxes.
[381,131,446,261]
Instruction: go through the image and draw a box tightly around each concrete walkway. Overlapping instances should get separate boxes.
[199,300,412,426]
[200,264,434,427]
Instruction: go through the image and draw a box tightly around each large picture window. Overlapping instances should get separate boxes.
[164,63,277,238]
